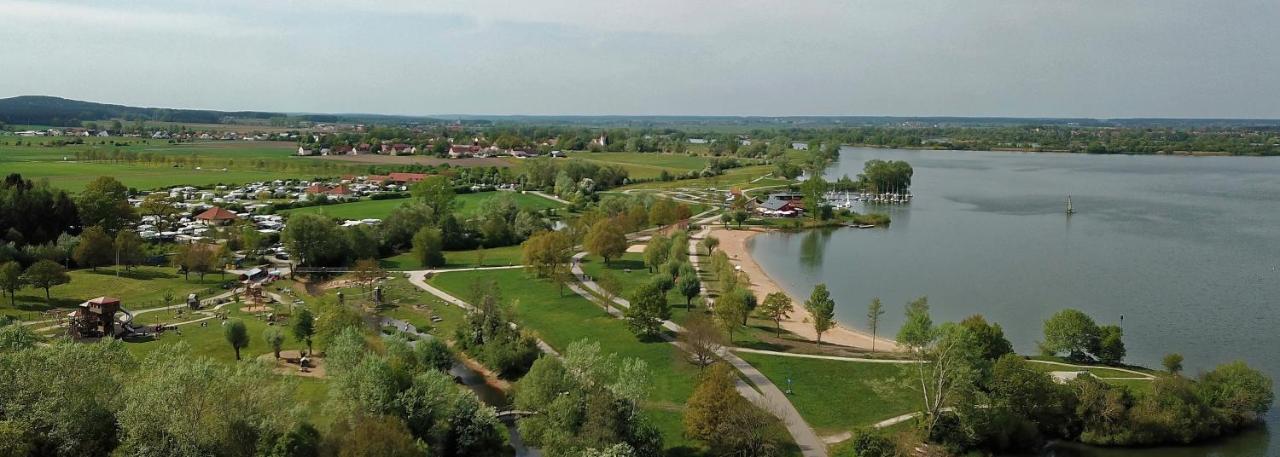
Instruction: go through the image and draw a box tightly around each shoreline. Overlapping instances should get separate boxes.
[710,226,900,352]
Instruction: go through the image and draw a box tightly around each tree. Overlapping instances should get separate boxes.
[282,212,346,266]
[804,283,836,346]
[293,308,316,354]
[522,230,573,279]
[714,287,750,343]
[73,225,114,271]
[327,415,427,457]
[626,281,668,338]
[959,314,1013,361]
[264,327,285,359]
[759,291,794,337]
[23,259,69,301]
[700,235,719,255]
[678,274,701,309]
[173,242,215,281]
[684,363,741,440]
[351,258,386,290]
[678,313,724,370]
[684,363,781,455]
[800,174,828,220]
[596,271,620,313]
[1198,361,1274,422]
[1040,309,1100,361]
[77,176,136,233]
[1163,353,1184,375]
[411,226,446,268]
[897,296,933,350]
[642,235,671,272]
[1096,324,1125,365]
[224,319,249,361]
[0,261,22,305]
[585,218,626,265]
[138,194,179,230]
[113,230,145,271]
[867,297,885,352]
[411,175,456,217]
[731,210,749,229]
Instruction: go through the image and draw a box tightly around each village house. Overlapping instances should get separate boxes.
[381,143,416,155]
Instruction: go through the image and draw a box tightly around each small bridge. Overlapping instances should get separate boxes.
[495,410,538,421]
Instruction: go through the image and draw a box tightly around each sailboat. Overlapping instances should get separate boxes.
[1065,196,1075,215]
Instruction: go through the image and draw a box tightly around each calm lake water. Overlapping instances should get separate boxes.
[749,147,1280,456]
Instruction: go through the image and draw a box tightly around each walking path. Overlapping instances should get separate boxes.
[729,347,918,364]
[404,268,560,357]
[1026,359,1156,380]
[527,190,571,205]
[571,243,827,457]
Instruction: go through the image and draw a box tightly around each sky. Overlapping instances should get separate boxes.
[2,0,1278,118]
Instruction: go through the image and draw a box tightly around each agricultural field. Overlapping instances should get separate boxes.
[2,265,228,321]
[0,137,354,191]
[568,151,709,179]
[281,191,565,220]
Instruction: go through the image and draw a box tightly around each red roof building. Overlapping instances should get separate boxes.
[195,207,238,225]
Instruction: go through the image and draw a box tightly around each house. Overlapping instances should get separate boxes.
[297,147,317,156]
[590,133,608,147]
[333,145,354,155]
[388,172,427,184]
[195,206,239,226]
[365,175,391,185]
[792,142,809,150]
[448,144,481,158]
[755,192,805,217]
[381,143,416,155]
[356,143,373,154]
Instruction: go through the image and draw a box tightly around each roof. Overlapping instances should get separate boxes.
[87,296,121,305]
[759,199,796,211]
[388,172,427,183]
[195,207,238,221]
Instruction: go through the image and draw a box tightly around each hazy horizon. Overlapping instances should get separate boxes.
[5,0,1278,119]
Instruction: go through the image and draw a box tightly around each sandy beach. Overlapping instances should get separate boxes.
[709,227,900,352]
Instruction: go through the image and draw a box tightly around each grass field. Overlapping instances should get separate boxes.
[568,152,710,179]
[620,164,790,191]
[736,351,920,435]
[0,137,353,191]
[3,265,227,320]
[282,191,565,220]
[1,160,326,191]
[380,245,525,270]
[430,268,712,451]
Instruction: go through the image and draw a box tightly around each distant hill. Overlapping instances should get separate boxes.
[0,96,443,127]
[0,95,295,126]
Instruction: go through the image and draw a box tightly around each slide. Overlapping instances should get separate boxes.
[115,308,139,336]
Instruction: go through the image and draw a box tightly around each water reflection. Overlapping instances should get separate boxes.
[798,228,833,271]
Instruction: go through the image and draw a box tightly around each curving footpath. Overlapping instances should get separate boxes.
[571,237,828,457]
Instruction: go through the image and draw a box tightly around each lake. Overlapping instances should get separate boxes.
[748,147,1280,456]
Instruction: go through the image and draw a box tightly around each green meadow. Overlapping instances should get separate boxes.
[282,191,565,220]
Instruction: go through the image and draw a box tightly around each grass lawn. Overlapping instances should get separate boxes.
[577,253,689,306]
[620,164,790,191]
[380,245,525,270]
[430,268,713,451]
[736,351,920,436]
[283,191,565,220]
[5,265,228,321]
